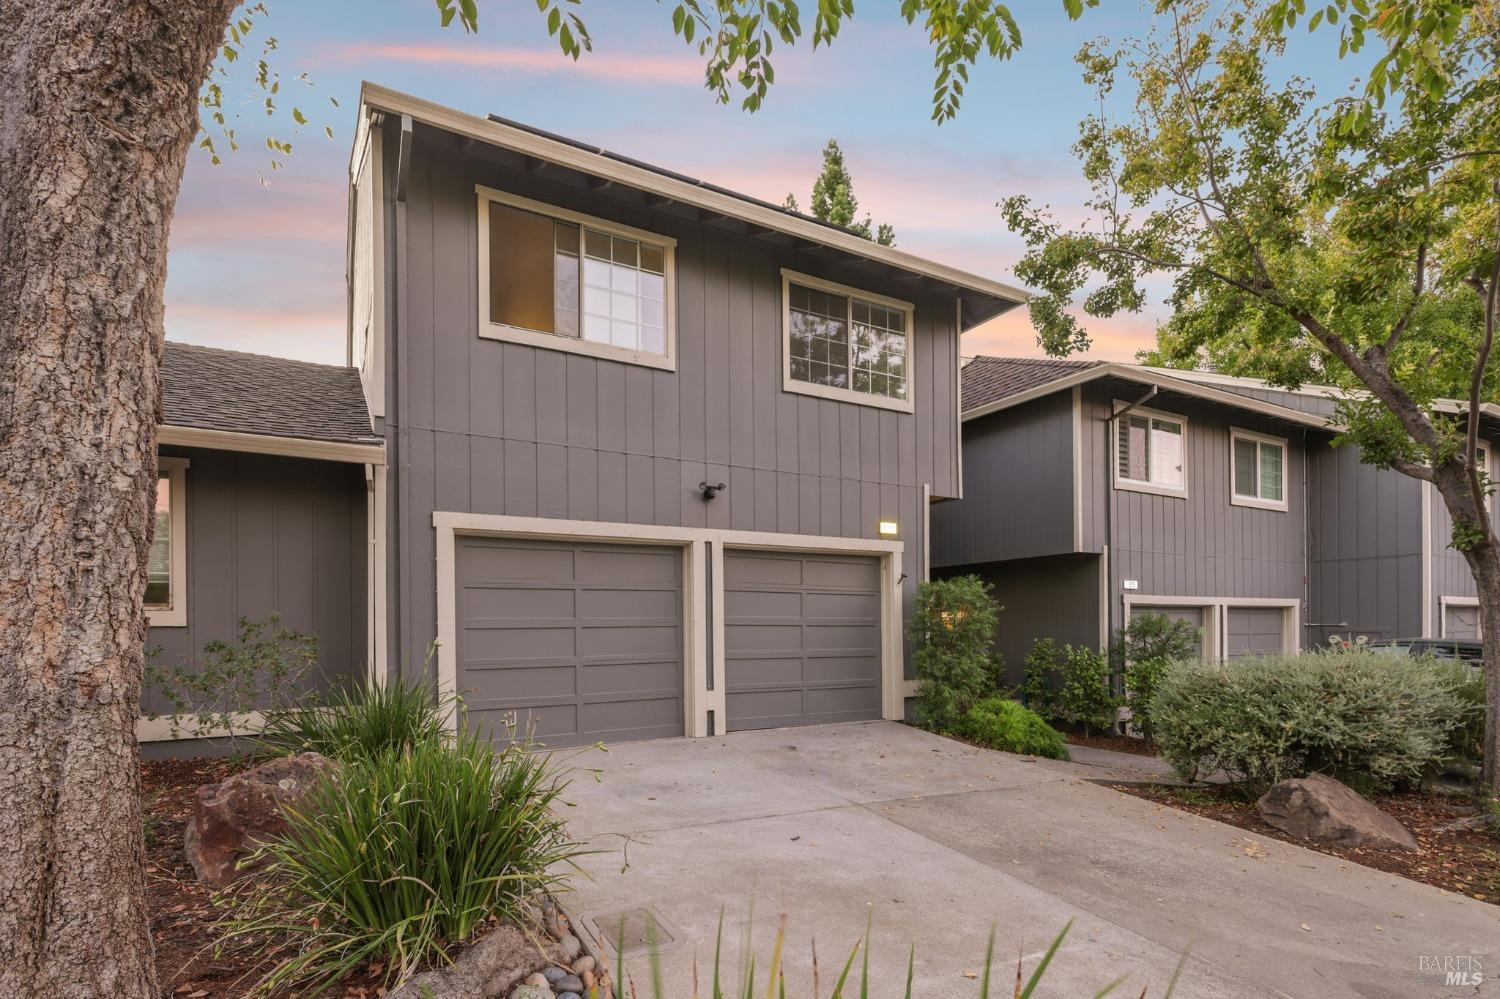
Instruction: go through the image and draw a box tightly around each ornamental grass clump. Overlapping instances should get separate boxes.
[1153,651,1471,796]
[232,729,584,995]
[259,675,450,764]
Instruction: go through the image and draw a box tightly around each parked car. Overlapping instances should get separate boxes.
[1366,638,1484,666]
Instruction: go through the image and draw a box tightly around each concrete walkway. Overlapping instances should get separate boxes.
[560,722,1497,998]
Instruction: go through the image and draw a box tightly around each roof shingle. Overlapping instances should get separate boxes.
[961,356,1104,413]
[162,342,377,445]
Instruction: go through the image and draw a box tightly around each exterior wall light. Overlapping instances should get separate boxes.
[877,520,899,536]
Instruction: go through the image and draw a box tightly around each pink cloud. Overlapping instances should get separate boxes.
[325,42,702,84]
[165,302,347,365]
[965,304,1162,364]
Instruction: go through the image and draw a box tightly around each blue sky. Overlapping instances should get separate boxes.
[166,1,1348,366]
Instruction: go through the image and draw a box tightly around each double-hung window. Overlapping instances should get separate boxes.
[477,186,676,370]
[782,269,914,413]
[1231,429,1288,510]
[1115,407,1186,496]
[147,457,188,627]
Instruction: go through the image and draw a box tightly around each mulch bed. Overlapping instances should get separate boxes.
[143,758,387,998]
[1065,732,1160,757]
[1112,781,1500,906]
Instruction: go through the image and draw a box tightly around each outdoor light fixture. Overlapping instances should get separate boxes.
[877,520,899,536]
[699,481,725,500]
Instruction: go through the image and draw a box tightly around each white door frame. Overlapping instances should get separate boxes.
[1122,594,1301,659]
[1439,595,1481,639]
[433,511,904,738]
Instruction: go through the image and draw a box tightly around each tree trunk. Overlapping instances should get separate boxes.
[0,3,235,995]
[1431,464,1500,791]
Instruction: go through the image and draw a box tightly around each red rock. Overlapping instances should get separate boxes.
[183,752,336,886]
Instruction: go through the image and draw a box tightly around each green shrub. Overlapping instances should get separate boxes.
[232,730,583,994]
[1153,652,1470,795]
[1055,644,1117,736]
[259,677,449,764]
[955,697,1069,760]
[1426,657,1486,769]
[1020,638,1062,719]
[908,575,1002,730]
[1111,613,1200,742]
[144,614,319,746]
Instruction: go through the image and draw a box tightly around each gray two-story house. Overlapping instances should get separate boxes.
[141,83,1027,751]
[932,356,1500,681]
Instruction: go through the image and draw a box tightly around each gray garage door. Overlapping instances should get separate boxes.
[1444,603,1480,639]
[722,550,882,731]
[455,537,684,747]
[1227,607,1286,658]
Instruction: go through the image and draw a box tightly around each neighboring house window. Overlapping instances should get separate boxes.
[781,269,914,413]
[147,457,188,628]
[476,186,676,371]
[1230,429,1288,511]
[1115,406,1186,495]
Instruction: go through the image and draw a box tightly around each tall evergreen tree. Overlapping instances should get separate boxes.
[786,139,896,246]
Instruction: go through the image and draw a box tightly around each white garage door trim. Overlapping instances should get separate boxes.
[1121,594,1300,659]
[1440,596,1481,639]
[433,512,904,739]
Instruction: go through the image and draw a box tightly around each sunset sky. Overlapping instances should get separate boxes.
[166,2,1351,366]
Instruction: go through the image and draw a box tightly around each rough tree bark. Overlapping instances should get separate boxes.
[0,3,237,995]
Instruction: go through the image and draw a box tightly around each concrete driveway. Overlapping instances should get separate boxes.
[560,722,1497,998]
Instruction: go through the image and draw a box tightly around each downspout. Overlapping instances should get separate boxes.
[1104,386,1160,645]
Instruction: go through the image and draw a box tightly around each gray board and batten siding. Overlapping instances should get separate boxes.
[144,447,368,716]
[371,118,969,683]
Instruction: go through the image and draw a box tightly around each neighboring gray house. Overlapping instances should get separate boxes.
[141,83,1027,750]
[932,357,1500,682]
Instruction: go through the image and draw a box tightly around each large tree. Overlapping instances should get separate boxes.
[1002,0,1500,785]
[0,3,1033,994]
[785,139,898,245]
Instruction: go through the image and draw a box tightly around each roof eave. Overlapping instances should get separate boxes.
[356,81,1031,320]
[962,362,1344,432]
[160,425,387,465]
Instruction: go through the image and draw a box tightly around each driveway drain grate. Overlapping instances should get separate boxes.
[588,906,677,956]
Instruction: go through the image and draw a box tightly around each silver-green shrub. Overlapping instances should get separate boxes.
[1153,651,1471,795]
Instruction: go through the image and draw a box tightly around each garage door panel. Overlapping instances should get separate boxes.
[724,550,882,732]
[803,558,880,589]
[723,553,801,586]
[462,586,575,620]
[462,544,574,582]
[579,659,679,696]
[804,591,880,619]
[462,626,576,660]
[576,586,678,619]
[455,537,684,748]
[1445,604,1480,639]
[725,622,803,652]
[804,623,879,651]
[576,548,679,583]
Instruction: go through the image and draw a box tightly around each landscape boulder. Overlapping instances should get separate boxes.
[184,751,337,885]
[1256,773,1419,852]
[385,921,569,999]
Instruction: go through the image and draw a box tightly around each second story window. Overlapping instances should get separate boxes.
[477,186,676,371]
[1231,429,1288,510]
[781,269,914,413]
[1115,407,1185,495]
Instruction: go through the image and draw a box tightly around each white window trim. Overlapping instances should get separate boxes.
[1229,427,1290,512]
[475,184,678,372]
[146,457,189,628]
[780,268,916,414]
[1111,403,1188,499]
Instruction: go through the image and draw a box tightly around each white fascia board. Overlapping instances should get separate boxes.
[961,363,1343,432]
[159,425,386,465]
[356,82,1030,319]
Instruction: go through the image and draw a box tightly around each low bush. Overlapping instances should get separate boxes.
[232,729,583,994]
[955,697,1069,760]
[259,677,450,764]
[1427,658,1486,770]
[1020,638,1118,736]
[1152,651,1470,795]
[908,575,1002,730]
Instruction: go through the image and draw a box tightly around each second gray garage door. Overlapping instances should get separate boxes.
[722,550,883,731]
[1444,602,1481,639]
[1227,606,1286,658]
[455,536,684,747]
